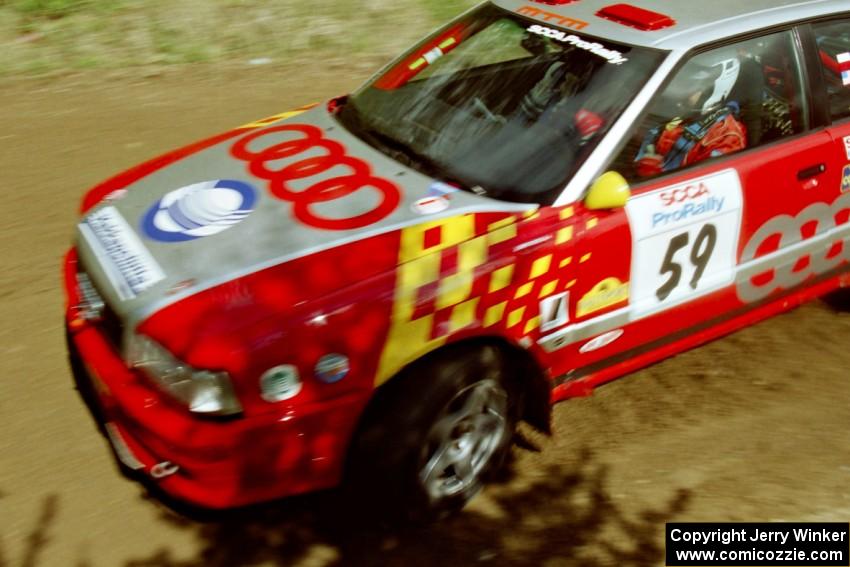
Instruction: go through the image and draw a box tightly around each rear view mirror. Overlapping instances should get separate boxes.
[585,171,631,210]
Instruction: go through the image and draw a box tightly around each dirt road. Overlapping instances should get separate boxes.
[1,66,849,567]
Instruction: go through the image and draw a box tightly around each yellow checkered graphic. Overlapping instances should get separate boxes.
[507,307,525,329]
[484,302,508,327]
[377,215,485,385]
[540,280,558,298]
[376,208,580,385]
[514,282,534,299]
[489,265,514,293]
[524,316,541,335]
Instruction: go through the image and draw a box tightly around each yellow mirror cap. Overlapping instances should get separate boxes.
[586,171,630,210]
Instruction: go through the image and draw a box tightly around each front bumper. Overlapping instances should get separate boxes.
[63,249,369,510]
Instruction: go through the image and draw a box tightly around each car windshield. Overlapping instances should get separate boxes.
[337,4,664,205]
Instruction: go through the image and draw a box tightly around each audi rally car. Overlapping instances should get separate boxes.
[64,0,850,518]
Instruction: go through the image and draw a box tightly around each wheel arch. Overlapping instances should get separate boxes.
[362,335,552,443]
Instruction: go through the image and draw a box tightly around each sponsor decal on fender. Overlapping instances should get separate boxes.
[577,278,629,318]
[579,329,625,354]
[314,353,350,384]
[736,192,850,303]
[412,182,458,215]
[842,164,850,193]
[230,124,402,231]
[260,365,302,402]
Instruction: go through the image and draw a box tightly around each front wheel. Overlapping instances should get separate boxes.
[345,344,518,522]
[419,377,509,505]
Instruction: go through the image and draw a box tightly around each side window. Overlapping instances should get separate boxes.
[611,30,808,182]
[812,19,850,122]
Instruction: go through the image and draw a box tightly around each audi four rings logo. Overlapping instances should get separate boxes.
[230,124,402,231]
[141,179,257,242]
[737,193,850,302]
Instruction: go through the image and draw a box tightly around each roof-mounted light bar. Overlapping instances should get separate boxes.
[595,3,676,31]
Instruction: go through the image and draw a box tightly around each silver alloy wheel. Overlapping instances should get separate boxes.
[419,379,509,503]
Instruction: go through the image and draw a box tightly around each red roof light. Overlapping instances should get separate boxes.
[596,4,676,31]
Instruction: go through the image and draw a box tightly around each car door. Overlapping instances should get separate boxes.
[810,18,850,196]
[543,27,840,383]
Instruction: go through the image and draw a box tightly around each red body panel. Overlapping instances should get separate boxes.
[66,249,372,508]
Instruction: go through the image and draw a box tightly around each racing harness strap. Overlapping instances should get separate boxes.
[635,103,747,177]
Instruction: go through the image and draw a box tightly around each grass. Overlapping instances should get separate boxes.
[0,0,478,76]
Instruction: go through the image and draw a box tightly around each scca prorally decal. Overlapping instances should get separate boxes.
[736,193,850,303]
[141,179,257,243]
[526,25,628,65]
[652,182,725,229]
[231,124,402,231]
[627,169,743,318]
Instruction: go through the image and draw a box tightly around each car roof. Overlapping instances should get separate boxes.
[492,0,849,51]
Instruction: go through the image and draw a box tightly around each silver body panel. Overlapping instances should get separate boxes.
[493,0,848,50]
[76,106,533,330]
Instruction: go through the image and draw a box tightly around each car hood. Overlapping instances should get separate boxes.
[75,104,533,329]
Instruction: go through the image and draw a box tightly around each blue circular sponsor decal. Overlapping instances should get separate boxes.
[314,353,350,384]
[141,179,257,243]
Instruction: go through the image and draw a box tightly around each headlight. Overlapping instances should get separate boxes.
[126,335,242,416]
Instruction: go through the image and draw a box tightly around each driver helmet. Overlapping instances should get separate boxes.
[659,52,740,117]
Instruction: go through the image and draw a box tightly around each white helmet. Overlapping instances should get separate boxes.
[658,52,740,116]
[701,57,741,111]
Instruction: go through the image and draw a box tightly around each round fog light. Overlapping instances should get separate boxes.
[260,365,302,402]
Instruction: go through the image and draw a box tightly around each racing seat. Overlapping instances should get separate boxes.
[728,55,765,146]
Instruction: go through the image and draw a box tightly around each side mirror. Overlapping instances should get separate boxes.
[585,171,631,210]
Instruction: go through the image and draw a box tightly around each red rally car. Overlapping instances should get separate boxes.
[64,0,850,519]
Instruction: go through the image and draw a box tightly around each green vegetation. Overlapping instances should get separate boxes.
[0,0,478,76]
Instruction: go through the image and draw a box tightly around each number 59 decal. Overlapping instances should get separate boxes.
[626,170,743,317]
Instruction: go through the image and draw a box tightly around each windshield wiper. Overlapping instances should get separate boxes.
[337,100,474,193]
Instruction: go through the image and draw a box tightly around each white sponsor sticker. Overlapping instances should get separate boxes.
[412,196,451,215]
[579,329,625,354]
[526,25,628,65]
[626,169,743,318]
[843,136,850,160]
[80,206,166,301]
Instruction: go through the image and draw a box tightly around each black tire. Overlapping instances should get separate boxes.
[823,287,850,311]
[345,343,518,523]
